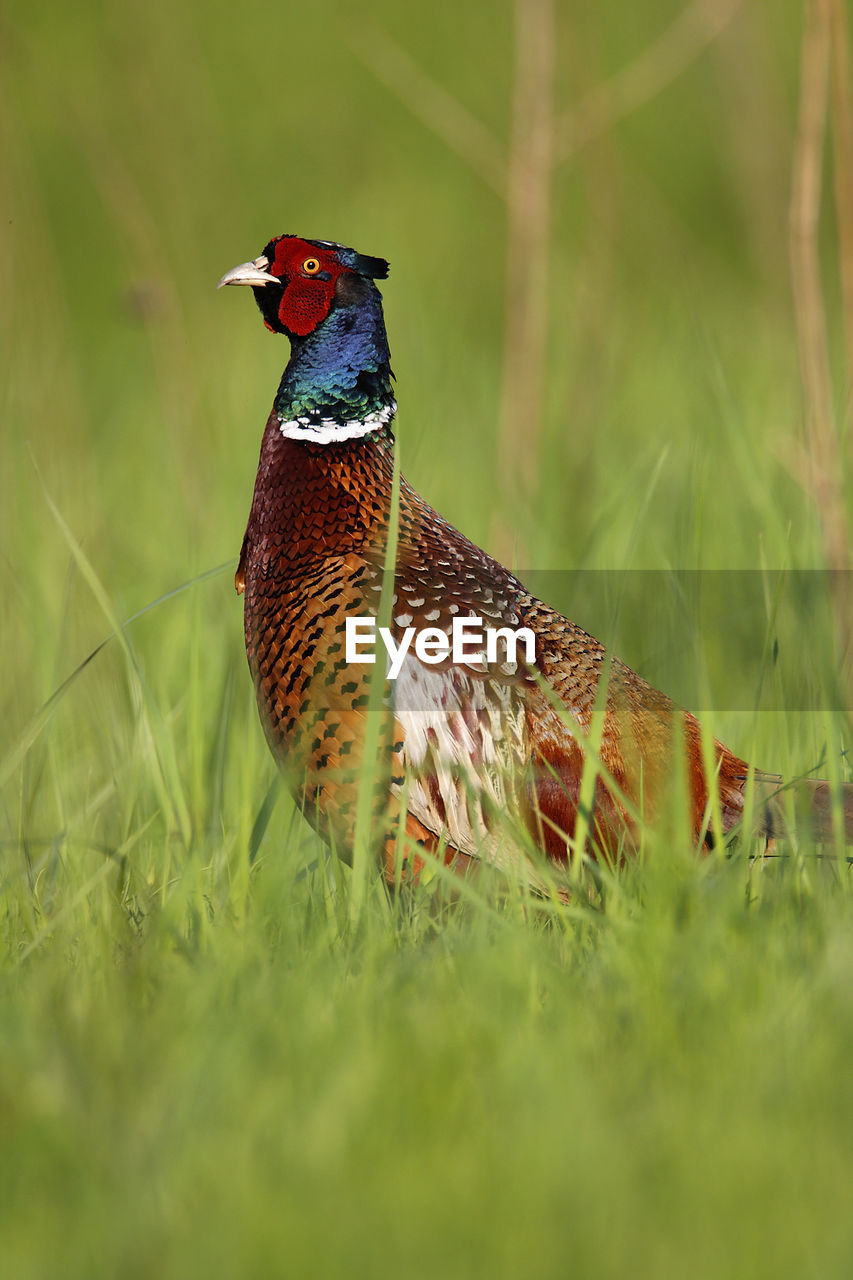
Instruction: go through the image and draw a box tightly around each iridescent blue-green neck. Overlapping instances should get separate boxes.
[274,279,395,437]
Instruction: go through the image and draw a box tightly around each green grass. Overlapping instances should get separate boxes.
[3,0,853,1275]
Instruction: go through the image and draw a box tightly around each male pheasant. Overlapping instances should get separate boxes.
[219,234,851,886]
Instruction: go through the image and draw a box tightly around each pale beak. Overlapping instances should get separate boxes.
[217,255,280,289]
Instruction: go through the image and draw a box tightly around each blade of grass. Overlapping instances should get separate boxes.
[349,436,402,929]
[0,559,233,792]
[35,471,192,847]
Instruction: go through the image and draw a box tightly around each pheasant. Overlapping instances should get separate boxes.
[219,234,851,887]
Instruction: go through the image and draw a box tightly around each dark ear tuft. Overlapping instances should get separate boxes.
[350,252,389,280]
[308,240,389,280]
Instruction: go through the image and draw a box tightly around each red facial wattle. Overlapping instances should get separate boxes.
[266,238,344,337]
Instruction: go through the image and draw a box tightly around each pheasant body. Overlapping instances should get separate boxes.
[221,234,851,883]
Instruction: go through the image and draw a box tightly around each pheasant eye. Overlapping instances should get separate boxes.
[302,258,321,275]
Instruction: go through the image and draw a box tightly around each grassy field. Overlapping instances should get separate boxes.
[3,0,853,1275]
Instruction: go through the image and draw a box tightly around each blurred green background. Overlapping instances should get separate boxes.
[3,0,853,1276]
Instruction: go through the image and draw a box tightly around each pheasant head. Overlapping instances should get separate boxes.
[219,236,395,443]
